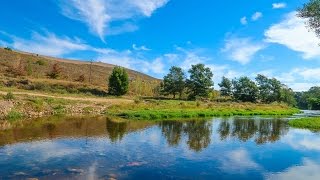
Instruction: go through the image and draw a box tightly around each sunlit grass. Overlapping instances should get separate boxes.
[288,117,320,130]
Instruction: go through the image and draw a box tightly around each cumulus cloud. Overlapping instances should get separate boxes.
[222,37,265,64]
[220,148,261,173]
[59,0,169,40]
[272,3,287,9]
[265,12,320,59]
[251,12,263,21]
[266,158,320,180]
[241,17,248,25]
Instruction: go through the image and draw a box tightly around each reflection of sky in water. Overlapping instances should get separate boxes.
[0,118,320,179]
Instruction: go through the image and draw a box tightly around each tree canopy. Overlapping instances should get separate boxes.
[108,66,129,96]
[162,66,185,99]
[186,64,214,100]
[298,0,320,38]
[218,76,232,97]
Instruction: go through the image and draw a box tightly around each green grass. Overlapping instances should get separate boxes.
[288,117,320,131]
[107,100,300,120]
[6,110,23,121]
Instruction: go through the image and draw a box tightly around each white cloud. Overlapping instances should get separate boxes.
[222,37,265,64]
[220,149,261,173]
[60,0,169,40]
[132,44,151,51]
[241,17,248,25]
[129,0,169,17]
[265,12,320,59]
[11,32,89,57]
[266,158,320,180]
[295,68,320,80]
[272,3,287,9]
[252,12,263,21]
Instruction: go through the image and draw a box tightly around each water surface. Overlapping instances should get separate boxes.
[0,115,320,179]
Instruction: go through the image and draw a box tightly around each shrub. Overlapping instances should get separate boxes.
[4,47,12,51]
[35,59,47,66]
[6,110,23,121]
[47,63,62,79]
[4,92,15,101]
[75,74,85,82]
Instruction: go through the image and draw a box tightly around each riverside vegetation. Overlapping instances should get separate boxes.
[0,47,315,123]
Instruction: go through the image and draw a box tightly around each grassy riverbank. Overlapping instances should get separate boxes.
[288,117,320,131]
[107,99,300,120]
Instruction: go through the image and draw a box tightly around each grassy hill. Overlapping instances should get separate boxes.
[0,47,160,97]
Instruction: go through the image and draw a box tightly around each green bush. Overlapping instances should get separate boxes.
[6,110,23,121]
[4,92,15,100]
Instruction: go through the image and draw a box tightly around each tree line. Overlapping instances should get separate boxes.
[158,64,296,106]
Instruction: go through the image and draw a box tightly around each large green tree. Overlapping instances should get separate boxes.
[108,66,129,96]
[218,76,232,97]
[232,77,259,102]
[255,74,282,103]
[186,64,214,100]
[298,0,320,38]
[162,66,186,99]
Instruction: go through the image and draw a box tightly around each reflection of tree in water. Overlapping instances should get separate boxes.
[185,120,212,152]
[218,118,288,144]
[106,118,128,143]
[43,123,56,138]
[232,119,258,142]
[160,120,212,152]
[160,121,183,146]
[218,121,230,140]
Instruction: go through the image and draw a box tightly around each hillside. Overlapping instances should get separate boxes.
[0,47,160,96]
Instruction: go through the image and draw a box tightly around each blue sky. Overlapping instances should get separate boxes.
[0,0,320,91]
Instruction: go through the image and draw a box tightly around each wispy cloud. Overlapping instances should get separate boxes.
[222,37,266,64]
[8,31,89,57]
[251,12,263,21]
[265,12,320,59]
[132,44,151,51]
[59,0,169,41]
[272,3,287,9]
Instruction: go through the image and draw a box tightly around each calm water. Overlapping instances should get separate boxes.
[0,114,320,180]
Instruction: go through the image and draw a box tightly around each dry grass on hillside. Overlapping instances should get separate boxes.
[0,48,160,96]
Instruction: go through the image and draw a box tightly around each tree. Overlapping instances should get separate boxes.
[298,0,320,38]
[255,74,282,103]
[186,64,214,100]
[219,76,232,97]
[162,66,186,99]
[232,77,259,102]
[108,66,129,96]
[47,63,62,79]
[280,86,297,107]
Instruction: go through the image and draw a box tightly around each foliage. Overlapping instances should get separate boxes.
[218,76,232,97]
[232,77,259,102]
[255,74,281,103]
[4,92,15,100]
[295,86,320,110]
[280,86,297,107]
[162,66,186,99]
[108,66,129,96]
[186,64,214,100]
[35,59,47,66]
[47,63,62,79]
[298,0,320,38]
[75,74,85,82]
[4,47,12,51]
[6,110,23,121]
[288,117,320,131]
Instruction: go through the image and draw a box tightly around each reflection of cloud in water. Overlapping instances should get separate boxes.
[220,148,260,173]
[283,129,320,151]
[2,140,80,162]
[266,158,320,180]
